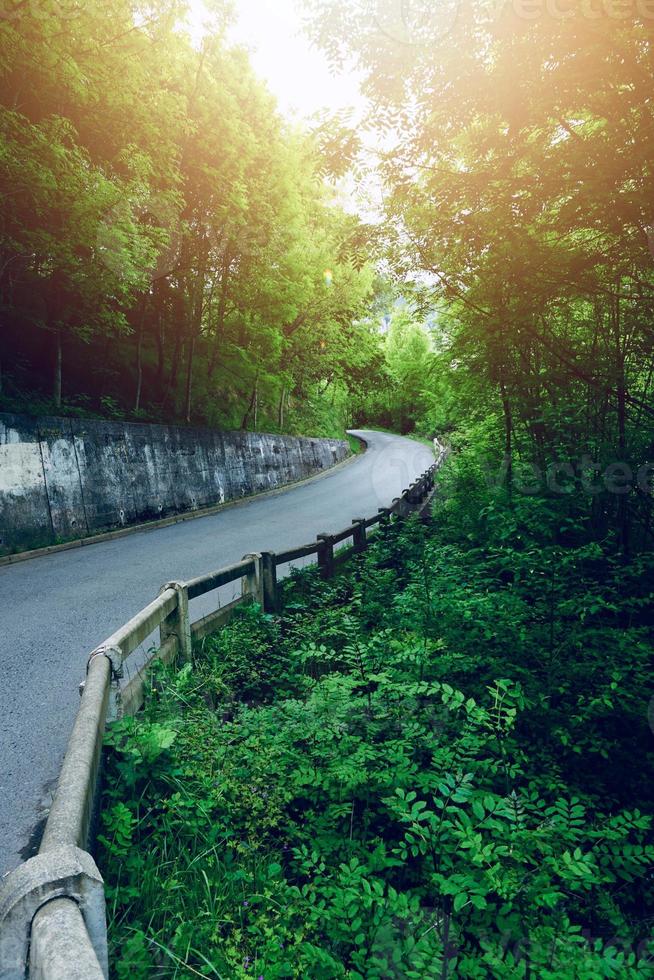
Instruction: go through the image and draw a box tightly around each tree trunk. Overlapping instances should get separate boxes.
[152,280,168,397]
[499,379,512,500]
[184,248,207,423]
[617,374,628,553]
[165,329,182,412]
[134,299,146,414]
[277,385,286,429]
[208,249,232,381]
[184,333,195,424]
[613,284,629,557]
[241,375,258,430]
[53,327,62,409]
[155,308,165,395]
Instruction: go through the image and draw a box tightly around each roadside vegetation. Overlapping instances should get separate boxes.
[99,453,654,977]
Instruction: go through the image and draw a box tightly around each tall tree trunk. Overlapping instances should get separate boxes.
[184,293,202,424]
[134,298,146,414]
[165,330,182,412]
[184,248,207,423]
[499,379,512,500]
[208,249,232,381]
[53,327,62,409]
[278,385,286,429]
[134,329,143,414]
[184,333,195,424]
[155,308,165,395]
[616,361,629,556]
[241,374,258,430]
[613,284,629,557]
[0,297,4,395]
[616,374,628,553]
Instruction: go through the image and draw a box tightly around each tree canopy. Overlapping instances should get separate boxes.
[306,0,654,550]
[0,0,385,435]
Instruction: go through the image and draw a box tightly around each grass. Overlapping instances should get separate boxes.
[346,432,365,454]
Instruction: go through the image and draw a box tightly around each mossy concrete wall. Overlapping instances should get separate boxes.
[0,413,349,555]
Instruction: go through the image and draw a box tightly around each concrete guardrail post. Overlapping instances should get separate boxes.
[316,533,335,579]
[242,554,264,606]
[159,582,191,661]
[419,466,439,523]
[395,496,411,519]
[259,552,278,613]
[351,519,367,554]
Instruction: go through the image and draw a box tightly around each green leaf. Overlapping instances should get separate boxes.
[453,893,468,912]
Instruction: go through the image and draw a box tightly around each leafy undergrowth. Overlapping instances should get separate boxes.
[100,514,654,978]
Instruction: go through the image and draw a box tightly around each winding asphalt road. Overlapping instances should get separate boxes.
[0,430,433,875]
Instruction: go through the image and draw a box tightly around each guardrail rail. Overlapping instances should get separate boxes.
[0,442,447,980]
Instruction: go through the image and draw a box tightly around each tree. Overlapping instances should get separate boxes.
[305,0,654,549]
[0,0,380,437]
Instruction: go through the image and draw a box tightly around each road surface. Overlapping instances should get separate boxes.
[0,430,433,874]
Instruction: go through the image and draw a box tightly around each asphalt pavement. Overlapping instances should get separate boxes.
[0,429,434,874]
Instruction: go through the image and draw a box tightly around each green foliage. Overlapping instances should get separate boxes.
[0,2,380,436]
[99,489,654,977]
[351,306,433,435]
[304,0,654,547]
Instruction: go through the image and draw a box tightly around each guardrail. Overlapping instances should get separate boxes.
[0,444,446,980]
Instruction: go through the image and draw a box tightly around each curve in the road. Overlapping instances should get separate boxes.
[0,430,434,874]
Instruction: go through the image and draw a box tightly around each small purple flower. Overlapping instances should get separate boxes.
[243,900,249,906]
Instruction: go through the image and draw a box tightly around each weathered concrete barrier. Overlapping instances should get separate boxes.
[0,413,349,555]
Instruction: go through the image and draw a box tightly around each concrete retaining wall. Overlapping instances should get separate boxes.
[0,413,349,556]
